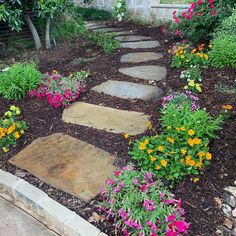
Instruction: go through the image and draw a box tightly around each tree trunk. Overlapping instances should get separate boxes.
[45,17,51,49]
[24,14,42,51]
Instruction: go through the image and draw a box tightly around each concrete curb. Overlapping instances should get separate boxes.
[0,170,106,236]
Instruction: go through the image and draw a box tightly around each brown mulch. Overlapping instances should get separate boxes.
[0,20,236,236]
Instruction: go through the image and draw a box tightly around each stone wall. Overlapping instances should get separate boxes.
[75,0,190,21]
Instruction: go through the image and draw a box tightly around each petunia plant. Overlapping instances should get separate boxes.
[100,167,190,235]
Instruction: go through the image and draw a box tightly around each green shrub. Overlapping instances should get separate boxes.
[180,65,202,83]
[0,63,42,100]
[76,7,112,21]
[100,167,190,235]
[129,103,223,185]
[209,35,236,68]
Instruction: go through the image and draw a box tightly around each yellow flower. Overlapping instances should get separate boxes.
[5,111,12,117]
[186,59,190,63]
[189,80,195,87]
[193,137,201,145]
[189,159,196,166]
[124,133,129,139]
[188,129,195,136]
[193,178,200,183]
[2,147,9,153]
[3,119,9,125]
[184,85,188,90]
[144,139,150,145]
[150,156,157,162]
[195,162,202,168]
[10,105,17,111]
[14,132,20,139]
[206,152,212,160]
[204,54,209,60]
[146,122,153,129]
[181,149,187,155]
[155,165,161,170]
[160,160,167,167]
[147,149,153,154]
[208,44,213,49]
[180,55,185,59]
[157,146,164,152]
[167,126,172,130]
[191,49,197,53]
[139,142,146,150]
[180,127,186,131]
[167,137,174,144]
[186,155,191,162]
[176,127,180,131]
[198,151,205,158]
[188,138,194,147]
[15,108,21,115]
[195,83,202,92]
[223,105,233,110]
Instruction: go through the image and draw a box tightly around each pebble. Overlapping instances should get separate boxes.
[222,204,232,217]
[223,218,234,229]
[232,208,236,217]
[223,192,236,208]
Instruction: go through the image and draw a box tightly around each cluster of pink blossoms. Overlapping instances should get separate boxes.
[100,167,190,236]
[28,71,86,108]
[173,0,217,36]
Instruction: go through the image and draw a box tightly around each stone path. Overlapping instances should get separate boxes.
[0,197,57,236]
[10,22,167,204]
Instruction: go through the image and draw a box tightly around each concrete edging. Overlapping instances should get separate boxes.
[0,169,106,236]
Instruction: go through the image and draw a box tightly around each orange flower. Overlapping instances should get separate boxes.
[198,151,205,158]
[188,129,195,136]
[139,142,146,150]
[14,132,20,139]
[160,160,167,167]
[150,156,156,162]
[188,160,196,167]
[157,146,164,152]
[206,152,212,160]
[193,138,201,145]
[124,133,129,139]
[167,137,174,144]
[181,149,187,155]
[147,149,153,154]
[155,165,161,170]
[188,138,194,147]
[223,105,233,110]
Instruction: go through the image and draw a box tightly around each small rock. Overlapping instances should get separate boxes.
[223,192,236,208]
[215,196,222,208]
[222,204,232,217]
[164,39,169,44]
[225,186,236,198]
[224,218,234,229]
[215,229,223,235]
[232,208,236,217]
[234,180,236,186]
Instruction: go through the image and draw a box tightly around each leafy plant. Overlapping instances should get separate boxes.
[100,167,190,235]
[184,79,202,93]
[0,106,28,155]
[76,7,112,21]
[113,0,126,21]
[0,63,42,100]
[209,35,236,68]
[180,65,202,83]
[214,82,236,94]
[28,70,89,108]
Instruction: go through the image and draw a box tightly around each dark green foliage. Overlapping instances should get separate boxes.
[76,7,112,21]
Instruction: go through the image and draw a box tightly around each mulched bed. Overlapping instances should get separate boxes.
[0,20,236,236]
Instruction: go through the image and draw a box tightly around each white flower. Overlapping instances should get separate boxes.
[2,67,10,72]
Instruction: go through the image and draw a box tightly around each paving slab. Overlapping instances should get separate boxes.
[115,35,151,42]
[0,197,57,236]
[118,65,167,81]
[113,31,134,36]
[120,40,160,49]
[87,24,107,30]
[120,52,163,63]
[9,133,116,202]
[62,102,149,135]
[92,80,163,100]
[93,27,123,32]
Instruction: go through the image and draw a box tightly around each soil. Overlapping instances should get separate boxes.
[0,20,236,236]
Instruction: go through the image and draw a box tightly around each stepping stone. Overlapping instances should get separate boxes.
[9,133,116,202]
[92,80,163,101]
[113,31,134,36]
[115,35,151,42]
[121,41,160,49]
[62,102,149,135]
[119,65,167,81]
[93,27,123,32]
[87,24,107,30]
[121,52,163,63]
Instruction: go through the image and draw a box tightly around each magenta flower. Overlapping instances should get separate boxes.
[134,178,139,186]
[166,214,176,223]
[140,184,148,192]
[114,170,121,177]
[106,179,115,186]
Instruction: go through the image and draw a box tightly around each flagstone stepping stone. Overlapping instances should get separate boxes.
[115,35,151,42]
[121,52,163,63]
[120,41,160,49]
[9,133,116,202]
[62,102,149,135]
[113,31,134,36]
[119,65,167,81]
[87,24,107,30]
[93,27,123,32]
[92,80,163,101]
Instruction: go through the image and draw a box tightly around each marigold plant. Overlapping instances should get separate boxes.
[100,167,190,235]
[0,106,27,155]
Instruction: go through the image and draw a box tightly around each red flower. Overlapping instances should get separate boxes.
[208,0,214,3]
[197,0,203,4]
[209,4,215,8]
[211,10,217,15]
[196,12,201,16]
[181,12,186,18]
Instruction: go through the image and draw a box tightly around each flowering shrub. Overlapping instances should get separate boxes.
[171,0,235,43]
[28,70,89,108]
[130,102,223,185]
[0,106,27,155]
[162,91,200,111]
[180,65,202,83]
[184,80,202,93]
[169,43,209,68]
[100,167,190,235]
[113,0,126,21]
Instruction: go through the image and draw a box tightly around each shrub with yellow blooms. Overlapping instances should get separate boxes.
[0,106,27,155]
[168,43,210,68]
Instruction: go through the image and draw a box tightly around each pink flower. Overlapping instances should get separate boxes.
[196,12,201,16]
[181,12,186,18]
[160,192,166,199]
[166,214,176,223]
[175,18,179,23]
[209,4,214,8]
[175,30,180,36]
[197,0,203,4]
[106,179,115,186]
[140,184,148,192]
[114,170,121,177]
[113,186,120,193]
[208,0,214,3]
[211,10,217,15]
[134,178,139,186]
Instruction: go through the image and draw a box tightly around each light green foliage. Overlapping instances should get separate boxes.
[214,83,236,94]
[180,66,202,83]
[209,35,236,68]
[113,0,126,21]
[0,63,42,100]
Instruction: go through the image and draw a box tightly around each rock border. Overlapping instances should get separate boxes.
[0,170,106,236]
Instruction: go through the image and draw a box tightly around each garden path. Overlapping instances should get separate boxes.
[9,22,167,202]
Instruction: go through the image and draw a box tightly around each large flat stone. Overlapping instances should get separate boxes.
[62,102,149,135]
[93,27,123,32]
[92,80,163,100]
[87,24,107,30]
[115,35,151,42]
[120,41,160,49]
[113,31,134,36]
[9,133,116,202]
[119,65,167,81]
[121,52,163,63]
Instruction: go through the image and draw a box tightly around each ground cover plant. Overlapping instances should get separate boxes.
[0,63,42,100]
[0,106,27,155]
[28,70,89,108]
[100,167,190,235]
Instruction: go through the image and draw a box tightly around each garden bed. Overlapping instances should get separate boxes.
[0,21,235,235]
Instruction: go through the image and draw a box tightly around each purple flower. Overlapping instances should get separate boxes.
[113,186,120,193]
